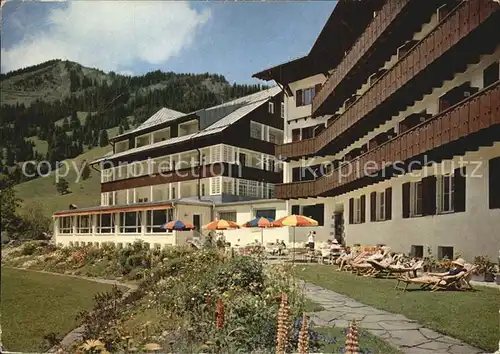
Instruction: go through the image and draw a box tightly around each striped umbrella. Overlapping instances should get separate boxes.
[242,217,275,244]
[162,220,195,231]
[204,219,241,230]
[271,215,319,263]
[271,215,318,227]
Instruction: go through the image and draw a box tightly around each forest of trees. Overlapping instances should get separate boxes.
[0,60,269,184]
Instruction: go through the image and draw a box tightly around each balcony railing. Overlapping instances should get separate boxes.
[312,0,410,117]
[276,81,500,200]
[276,0,499,161]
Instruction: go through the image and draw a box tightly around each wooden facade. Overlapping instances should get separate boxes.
[276,81,500,199]
[277,0,499,162]
[101,163,282,192]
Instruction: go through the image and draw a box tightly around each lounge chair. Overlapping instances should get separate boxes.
[370,259,424,279]
[395,268,470,292]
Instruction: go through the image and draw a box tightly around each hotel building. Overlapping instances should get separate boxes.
[53,87,298,248]
[253,0,500,260]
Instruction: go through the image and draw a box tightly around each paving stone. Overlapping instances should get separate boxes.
[386,329,431,347]
[417,340,451,351]
[329,319,351,328]
[403,347,447,354]
[379,320,423,330]
[301,281,484,354]
[436,336,464,345]
[447,344,484,354]
[339,312,365,321]
[363,314,407,323]
[418,327,444,340]
[359,320,384,330]
[314,310,345,322]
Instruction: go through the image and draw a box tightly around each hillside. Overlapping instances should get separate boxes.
[1,59,269,217]
[1,60,267,177]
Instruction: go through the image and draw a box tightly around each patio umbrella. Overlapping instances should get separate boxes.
[271,214,319,263]
[204,219,241,230]
[204,219,240,247]
[162,220,195,231]
[242,217,275,244]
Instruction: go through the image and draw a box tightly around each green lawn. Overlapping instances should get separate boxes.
[295,265,500,352]
[1,267,121,352]
[316,326,402,354]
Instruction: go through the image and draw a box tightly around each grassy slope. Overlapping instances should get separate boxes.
[295,265,500,351]
[25,136,49,156]
[15,146,110,217]
[1,267,119,352]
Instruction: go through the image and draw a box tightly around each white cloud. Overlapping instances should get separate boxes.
[1,1,211,73]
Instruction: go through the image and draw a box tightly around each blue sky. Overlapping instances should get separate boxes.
[1,1,337,84]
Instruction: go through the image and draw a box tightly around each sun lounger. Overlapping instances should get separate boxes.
[395,268,471,292]
[370,259,424,278]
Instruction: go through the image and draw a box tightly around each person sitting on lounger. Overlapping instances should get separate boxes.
[404,258,467,284]
[428,258,466,278]
[337,247,352,270]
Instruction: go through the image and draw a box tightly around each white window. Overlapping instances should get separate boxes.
[280,102,285,118]
[268,102,274,114]
[267,184,275,199]
[76,215,91,234]
[59,216,72,234]
[219,211,237,222]
[223,180,233,194]
[353,198,363,224]
[212,177,221,194]
[410,181,423,216]
[437,174,454,213]
[120,212,140,233]
[97,213,114,233]
[302,87,316,105]
[377,191,386,221]
[250,122,262,140]
[146,209,173,233]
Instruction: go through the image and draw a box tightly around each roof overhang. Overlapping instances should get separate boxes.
[110,112,199,143]
[54,201,174,217]
[253,0,378,85]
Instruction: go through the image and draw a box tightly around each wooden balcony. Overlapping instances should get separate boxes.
[102,163,282,192]
[276,0,499,161]
[276,81,500,200]
[313,0,409,116]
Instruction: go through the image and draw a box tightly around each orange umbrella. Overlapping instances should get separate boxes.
[204,219,241,230]
[271,215,318,227]
[271,214,319,263]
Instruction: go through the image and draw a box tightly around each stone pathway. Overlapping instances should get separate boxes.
[302,281,487,354]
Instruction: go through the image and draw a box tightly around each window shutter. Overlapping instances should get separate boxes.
[370,192,377,222]
[454,166,466,212]
[402,182,410,218]
[296,90,303,107]
[314,84,322,96]
[422,176,436,216]
[360,195,366,223]
[385,187,392,220]
[291,205,300,215]
[348,198,354,224]
[489,157,500,209]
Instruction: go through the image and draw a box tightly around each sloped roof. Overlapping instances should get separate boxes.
[93,86,281,163]
[112,108,185,141]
